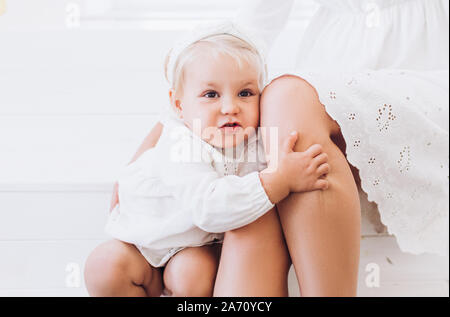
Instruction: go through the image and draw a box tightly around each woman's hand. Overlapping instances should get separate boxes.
[109,182,119,212]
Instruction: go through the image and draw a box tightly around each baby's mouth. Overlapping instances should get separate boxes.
[219,122,243,134]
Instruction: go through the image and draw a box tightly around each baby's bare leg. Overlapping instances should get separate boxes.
[84,239,163,297]
[163,244,222,297]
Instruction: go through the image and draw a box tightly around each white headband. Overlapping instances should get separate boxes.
[165,20,268,88]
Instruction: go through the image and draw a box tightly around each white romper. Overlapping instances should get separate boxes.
[105,110,274,267]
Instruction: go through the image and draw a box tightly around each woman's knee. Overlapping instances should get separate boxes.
[261,75,360,217]
[261,75,321,114]
[262,74,312,99]
[260,74,340,150]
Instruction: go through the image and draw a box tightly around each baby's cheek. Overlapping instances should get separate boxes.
[249,106,259,118]
[251,113,260,129]
[201,126,220,142]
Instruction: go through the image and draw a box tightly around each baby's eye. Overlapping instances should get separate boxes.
[239,90,253,97]
[203,91,219,98]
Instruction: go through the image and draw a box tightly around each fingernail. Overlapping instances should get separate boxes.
[290,131,297,136]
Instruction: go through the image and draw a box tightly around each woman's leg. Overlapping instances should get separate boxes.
[84,239,163,297]
[163,244,222,297]
[260,75,361,297]
[213,208,291,296]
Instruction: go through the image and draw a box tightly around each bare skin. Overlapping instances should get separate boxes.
[99,75,361,297]
[91,49,332,297]
[212,75,360,297]
[84,239,222,297]
[84,240,163,297]
[86,123,223,297]
[257,75,361,296]
[212,207,291,296]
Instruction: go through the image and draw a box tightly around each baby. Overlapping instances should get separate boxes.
[91,22,330,297]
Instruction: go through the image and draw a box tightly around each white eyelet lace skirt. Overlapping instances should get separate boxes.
[271,69,449,256]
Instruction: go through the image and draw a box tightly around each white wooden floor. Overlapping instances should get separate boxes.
[0,185,447,297]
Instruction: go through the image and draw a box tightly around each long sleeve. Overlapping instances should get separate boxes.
[234,0,295,53]
[189,172,274,233]
[163,158,275,233]
[115,119,275,235]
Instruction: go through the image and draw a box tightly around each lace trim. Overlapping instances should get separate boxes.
[269,70,450,255]
[305,70,449,256]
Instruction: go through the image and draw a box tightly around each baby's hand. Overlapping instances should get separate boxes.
[278,131,330,192]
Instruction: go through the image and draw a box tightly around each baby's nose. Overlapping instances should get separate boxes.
[220,99,240,115]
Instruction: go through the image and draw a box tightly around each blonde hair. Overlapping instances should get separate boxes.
[164,33,267,97]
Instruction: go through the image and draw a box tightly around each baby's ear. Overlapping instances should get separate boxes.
[168,89,175,104]
[169,89,183,119]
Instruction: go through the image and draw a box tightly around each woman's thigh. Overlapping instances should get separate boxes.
[213,208,291,297]
[163,244,221,297]
[260,75,361,296]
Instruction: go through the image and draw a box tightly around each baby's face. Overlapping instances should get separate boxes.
[172,52,260,148]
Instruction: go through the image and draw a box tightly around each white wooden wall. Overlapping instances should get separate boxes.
[0,0,448,297]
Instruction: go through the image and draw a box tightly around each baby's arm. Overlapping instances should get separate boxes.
[113,130,329,234]
[169,132,329,233]
[259,131,329,203]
